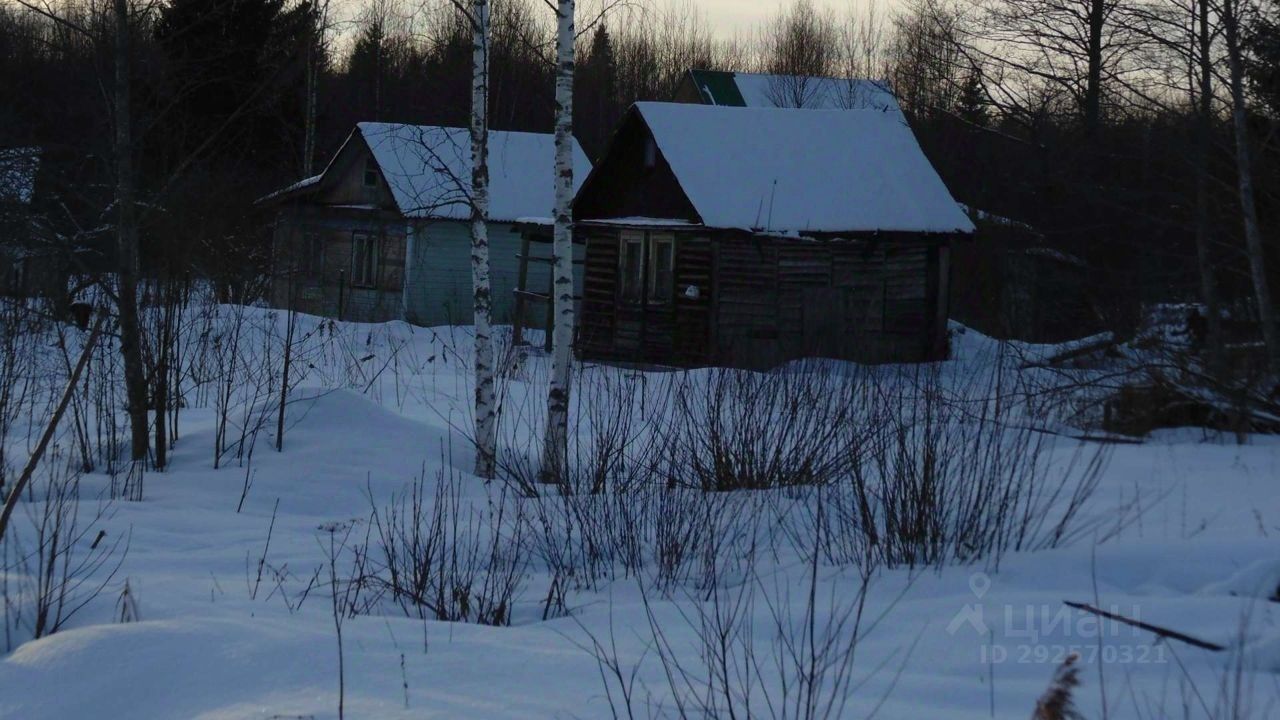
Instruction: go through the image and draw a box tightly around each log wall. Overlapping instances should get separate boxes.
[579,228,951,369]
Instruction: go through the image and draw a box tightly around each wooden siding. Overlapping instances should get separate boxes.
[579,227,948,369]
[716,238,783,367]
[573,112,701,224]
[580,233,620,358]
[271,206,406,323]
[580,230,712,365]
[403,221,585,329]
[405,221,514,327]
[271,207,585,328]
[673,235,713,362]
[313,137,398,209]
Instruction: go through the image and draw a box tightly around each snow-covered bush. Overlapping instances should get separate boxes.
[836,360,1111,569]
[1,460,124,651]
[660,363,873,492]
[585,504,883,720]
[360,466,528,626]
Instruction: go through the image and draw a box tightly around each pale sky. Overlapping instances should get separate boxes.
[698,1,784,33]
[692,0,881,36]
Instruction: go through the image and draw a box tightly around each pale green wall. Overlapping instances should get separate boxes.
[403,220,586,329]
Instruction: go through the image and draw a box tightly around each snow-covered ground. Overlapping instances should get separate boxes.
[0,308,1277,719]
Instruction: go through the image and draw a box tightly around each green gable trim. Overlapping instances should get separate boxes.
[687,70,745,107]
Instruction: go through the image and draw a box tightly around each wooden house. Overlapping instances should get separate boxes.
[574,103,975,369]
[673,69,899,112]
[260,123,591,326]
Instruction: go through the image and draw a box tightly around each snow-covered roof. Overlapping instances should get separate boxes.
[0,147,40,205]
[687,70,900,112]
[959,203,1041,234]
[256,173,321,205]
[358,123,591,222]
[582,216,700,228]
[734,73,899,112]
[634,103,974,234]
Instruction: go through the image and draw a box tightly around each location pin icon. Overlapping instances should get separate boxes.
[970,572,991,599]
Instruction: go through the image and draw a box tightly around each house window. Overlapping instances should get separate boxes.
[649,234,674,304]
[363,158,379,187]
[643,137,657,169]
[8,258,25,294]
[301,232,324,276]
[618,231,675,305]
[620,231,644,303]
[351,233,379,287]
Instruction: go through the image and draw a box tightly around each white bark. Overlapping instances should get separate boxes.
[470,0,497,479]
[541,0,575,486]
[1223,0,1280,378]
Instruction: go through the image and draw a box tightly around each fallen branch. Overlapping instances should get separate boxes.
[1021,333,1118,370]
[0,312,105,545]
[1064,600,1226,652]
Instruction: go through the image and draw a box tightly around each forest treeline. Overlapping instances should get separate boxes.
[1,0,1278,347]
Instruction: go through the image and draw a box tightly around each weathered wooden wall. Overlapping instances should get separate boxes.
[580,228,950,369]
[271,206,405,323]
[580,230,713,365]
[573,113,701,224]
[268,130,586,328]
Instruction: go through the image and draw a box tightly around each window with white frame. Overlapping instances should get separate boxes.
[648,234,674,304]
[620,231,645,303]
[363,157,379,187]
[618,231,675,305]
[351,233,379,287]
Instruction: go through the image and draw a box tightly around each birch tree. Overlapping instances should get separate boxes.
[1222,0,1280,377]
[469,0,497,479]
[542,0,575,485]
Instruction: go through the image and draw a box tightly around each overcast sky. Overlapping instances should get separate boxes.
[693,0,862,36]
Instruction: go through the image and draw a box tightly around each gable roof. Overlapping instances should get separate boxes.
[358,122,591,222]
[258,124,592,223]
[0,147,41,205]
[630,102,974,235]
[685,70,899,113]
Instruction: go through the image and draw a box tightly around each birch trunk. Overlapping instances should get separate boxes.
[1193,0,1224,376]
[1223,0,1280,378]
[470,0,497,479]
[114,0,150,464]
[541,0,575,486]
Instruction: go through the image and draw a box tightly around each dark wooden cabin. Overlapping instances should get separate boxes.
[574,103,976,369]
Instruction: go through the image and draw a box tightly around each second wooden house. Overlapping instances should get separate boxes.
[574,102,976,369]
[261,123,591,327]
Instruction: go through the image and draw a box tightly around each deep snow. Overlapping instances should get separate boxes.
[0,311,1277,719]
